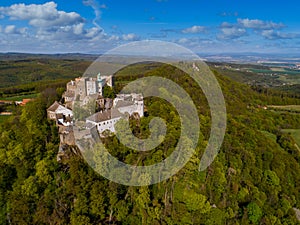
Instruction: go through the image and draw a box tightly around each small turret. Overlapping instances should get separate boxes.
[97,72,101,82]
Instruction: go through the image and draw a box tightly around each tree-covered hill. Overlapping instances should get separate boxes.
[0,59,91,88]
[0,62,300,224]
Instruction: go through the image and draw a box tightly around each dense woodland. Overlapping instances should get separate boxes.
[0,61,300,224]
[0,59,90,100]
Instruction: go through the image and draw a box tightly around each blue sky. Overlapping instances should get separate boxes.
[0,0,299,54]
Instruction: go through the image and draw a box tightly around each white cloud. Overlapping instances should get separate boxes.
[0,2,143,53]
[122,33,140,41]
[4,25,16,34]
[182,25,206,34]
[261,30,300,40]
[83,0,103,30]
[0,1,107,43]
[19,27,28,35]
[0,2,84,28]
[1,25,28,35]
[218,18,297,41]
[85,27,101,38]
[176,37,214,46]
[107,35,120,41]
[238,18,284,30]
[100,4,108,9]
[177,38,189,44]
[73,23,84,35]
[174,37,223,53]
[218,27,247,40]
[220,22,235,28]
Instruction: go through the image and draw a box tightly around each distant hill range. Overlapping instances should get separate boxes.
[1,52,300,64]
[199,52,300,64]
[0,52,98,61]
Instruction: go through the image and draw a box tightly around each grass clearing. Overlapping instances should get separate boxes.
[260,130,285,151]
[0,115,12,124]
[282,129,300,147]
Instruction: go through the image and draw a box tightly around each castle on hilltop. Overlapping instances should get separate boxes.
[62,73,113,109]
[47,72,144,161]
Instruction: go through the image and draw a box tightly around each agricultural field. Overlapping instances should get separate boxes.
[268,105,300,113]
[2,93,39,101]
[250,68,300,76]
[210,62,300,88]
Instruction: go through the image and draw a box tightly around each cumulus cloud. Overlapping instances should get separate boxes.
[122,33,140,41]
[177,38,189,44]
[182,25,206,34]
[218,27,247,40]
[3,25,27,35]
[0,2,84,28]
[0,1,126,52]
[73,23,84,35]
[160,25,206,35]
[218,18,298,41]
[220,22,235,28]
[0,1,108,43]
[4,25,16,34]
[238,18,285,30]
[261,30,300,40]
[177,37,214,47]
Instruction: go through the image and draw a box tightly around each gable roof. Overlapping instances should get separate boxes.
[86,109,123,123]
[47,101,61,112]
[55,105,73,116]
[22,99,32,104]
[115,100,134,108]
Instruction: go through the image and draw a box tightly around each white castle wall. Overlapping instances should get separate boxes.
[86,117,122,133]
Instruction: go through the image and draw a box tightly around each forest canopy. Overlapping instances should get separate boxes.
[0,62,300,224]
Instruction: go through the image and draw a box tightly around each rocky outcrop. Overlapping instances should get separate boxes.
[293,208,300,221]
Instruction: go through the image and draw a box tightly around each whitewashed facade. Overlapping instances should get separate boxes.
[113,93,144,117]
[86,109,123,133]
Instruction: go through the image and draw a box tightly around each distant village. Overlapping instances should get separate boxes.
[46,73,144,161]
